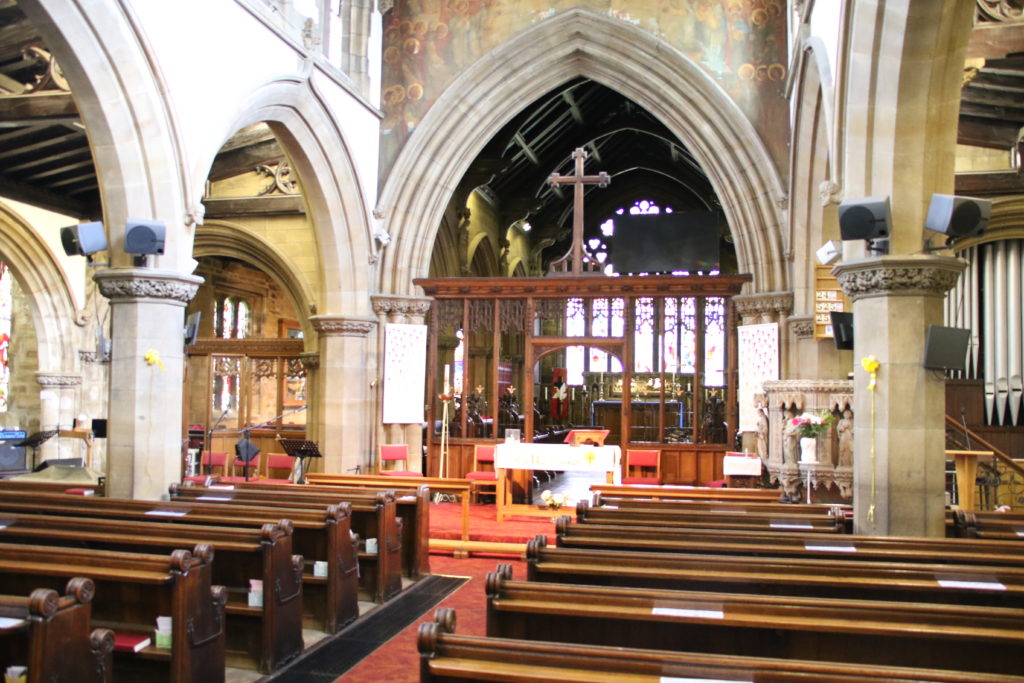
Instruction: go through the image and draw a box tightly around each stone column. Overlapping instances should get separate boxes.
[310,315,377,476]
[371,294,433,473]
[94,269,202,500]
[34,372,81,463]
[833,255,965,537]
[298,351,320,445]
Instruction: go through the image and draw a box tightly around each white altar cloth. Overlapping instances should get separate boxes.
[494,443,621,475]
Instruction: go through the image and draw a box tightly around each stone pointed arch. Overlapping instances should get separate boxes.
[193,221,318,340]
[220,76,375,316]
[378,7,786,295]
[0,203,79,374]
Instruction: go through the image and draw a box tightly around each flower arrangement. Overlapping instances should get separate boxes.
[791,411,835,439]
[539,490,566,510]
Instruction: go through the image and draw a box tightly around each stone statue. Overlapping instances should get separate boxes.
[755,402,769,464]
[782,408,800,466]
[837,408,854,468]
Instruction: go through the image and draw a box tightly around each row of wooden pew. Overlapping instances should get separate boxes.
[418,486,1024,681]
[0,474,437,680]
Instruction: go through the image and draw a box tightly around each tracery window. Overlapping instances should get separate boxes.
[215,297,250,339]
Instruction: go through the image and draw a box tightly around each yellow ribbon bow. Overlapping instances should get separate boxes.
[861,355,879,390]
[144,349,165,370]
[860,354,880,525]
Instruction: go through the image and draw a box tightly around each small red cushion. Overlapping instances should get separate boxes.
[621,476,662,485]
[465,471,498,481]
[381,470,423,477]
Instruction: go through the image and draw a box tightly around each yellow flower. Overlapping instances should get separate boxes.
[861,355,879,374]
[144,349,165,370]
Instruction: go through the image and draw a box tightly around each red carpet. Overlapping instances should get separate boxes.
[429,502,558,545]
[338,555,524,682]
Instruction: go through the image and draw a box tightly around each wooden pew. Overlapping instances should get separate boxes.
[954,509,1024,540]
[485,566,1024,677]
[589,483,781,503]
[306,472,471,544]
[525,535,1024,608]
[0,512,300,673]
[592,490,850,517]
[215,478,434,577]
[168,484,402,602]
[0,578,113,683]
[418,608,1022,683]
[0,542,224,682]
[575,499,847,533]
[0,478,103,497]
[0,489,358,633]
[555,515,1024,567]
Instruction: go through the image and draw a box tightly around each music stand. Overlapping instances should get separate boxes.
[276,437,322,484]
[15,429,58,471]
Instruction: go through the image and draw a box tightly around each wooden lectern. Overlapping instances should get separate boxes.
[564,429,610,446]
[946,449,993,512]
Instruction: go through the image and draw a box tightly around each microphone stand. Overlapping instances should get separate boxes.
[237,405,308,481]
[204,409,229,475]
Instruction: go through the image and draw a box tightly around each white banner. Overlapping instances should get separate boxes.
[382,323,427,424]
[737,323,779,432]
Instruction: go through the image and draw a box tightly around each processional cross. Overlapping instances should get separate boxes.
[548,147,610,275]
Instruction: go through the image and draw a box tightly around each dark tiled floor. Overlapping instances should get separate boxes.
[262,575,466,682]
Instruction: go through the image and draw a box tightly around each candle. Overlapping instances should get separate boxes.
[443,364,450,392]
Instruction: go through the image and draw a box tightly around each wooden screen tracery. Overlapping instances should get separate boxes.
[416,273,751,487]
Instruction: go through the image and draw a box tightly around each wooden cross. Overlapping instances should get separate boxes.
[548,147,610,275]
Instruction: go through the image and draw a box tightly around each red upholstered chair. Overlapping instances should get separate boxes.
[200,451,229,477]
[622,449,662,485]
[379,444,422,477]
[264,453,296,482]
[466,444,498,503]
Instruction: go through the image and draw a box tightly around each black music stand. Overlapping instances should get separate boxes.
[15,429,58,471]
[276,438,321,484]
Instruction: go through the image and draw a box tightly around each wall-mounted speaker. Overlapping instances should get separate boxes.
[829,311,853,350]
[184,311,202,347]
[838,196,892,241]
[925,194,991,239]
[124,219,166,255]
[60,222,107,256]
[923,325,970,371]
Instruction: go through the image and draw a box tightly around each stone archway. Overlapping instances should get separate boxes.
[378,7,787,296]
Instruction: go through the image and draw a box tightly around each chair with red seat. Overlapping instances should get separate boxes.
[263,453,296,482]
[622,449,662,485]
[201,451,229,476]
[379,444,422,477]
[466,444,498,503]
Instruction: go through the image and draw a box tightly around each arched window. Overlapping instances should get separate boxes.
[215,296,251,339]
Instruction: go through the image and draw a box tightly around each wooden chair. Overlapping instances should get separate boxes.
[264,453,296,482]
[379,444,422,477]
[622,449,661,485]
[466,444,497,503]
[200,451,229,476]
[232,452,261,480]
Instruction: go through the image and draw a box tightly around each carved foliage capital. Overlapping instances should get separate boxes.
[818,180,842,206]
[299,352,321,371]
[36,372,82,388]
[371,294,433,318]
[94,269,203,305]
[787,315,815,339]
[78,350,111,364]
[832,256,965,301]
[310,315,376,337]
[733,291,793,320]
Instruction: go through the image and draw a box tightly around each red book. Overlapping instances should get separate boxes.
[113,633,151,653]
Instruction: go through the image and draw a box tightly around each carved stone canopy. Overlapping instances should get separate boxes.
[36,372,82,387]
[832,255,966,302]
[310,315,377,337]
[94,269,204,305]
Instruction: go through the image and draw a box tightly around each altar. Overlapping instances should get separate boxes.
[494,442,622,521]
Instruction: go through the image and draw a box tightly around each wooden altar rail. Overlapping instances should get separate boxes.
[485,566,1024,677]
[418,608,1022,683]
[526,535,1024,608]
[556,516,1024,567]
[0,488,358,634]
[589,483,779,503]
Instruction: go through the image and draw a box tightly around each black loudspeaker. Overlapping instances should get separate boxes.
[0,430,26,472]
[91,419,107,439]
[830,312,854,350]
[60,222,107,256]
[838,196,892,241]
[32,457,85,472]
[925,194,991,239]
[235,438,260,463]
[923,325,970,371]
[124,219,166,255]
[184,311,202,347]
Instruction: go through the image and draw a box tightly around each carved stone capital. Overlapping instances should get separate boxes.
[763,379,854,395]
[94,269,204,305]
[310,315,376,337]
[733,291,793,322]
[832,255,965,302]
[371,294,433,318]
[818,180,842,206]
[787,314,815,339]
[36,372,82,388]
[299,352,321,371]
[378,0,394,13]
[78,350,111,364]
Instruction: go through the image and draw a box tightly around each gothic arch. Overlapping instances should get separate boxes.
[18,0,193,271]
[192,221,317,341]
[467,232,499,277]
[378,7,786,295]
[0,203,79,374]
[217,76,375,315]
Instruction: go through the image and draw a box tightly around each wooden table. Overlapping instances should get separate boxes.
[947,449,994,511]
[494,443,621,521]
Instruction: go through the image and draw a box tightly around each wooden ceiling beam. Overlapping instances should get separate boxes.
[967,23,1024,60]
[0,91,78,124]
[203,194,306,218]
[957,116,1020,149]
[206,138,284,181]
[955,171,1024,197]
[0,173,87,218]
